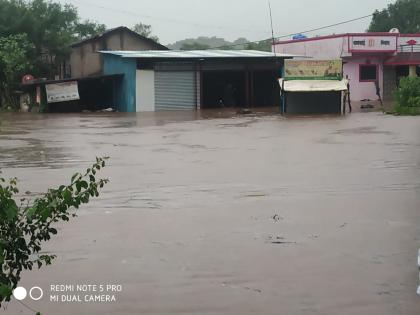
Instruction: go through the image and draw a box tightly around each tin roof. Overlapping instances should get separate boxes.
[100,50,298,59]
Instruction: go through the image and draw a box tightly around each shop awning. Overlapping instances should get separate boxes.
[278,79,349,92]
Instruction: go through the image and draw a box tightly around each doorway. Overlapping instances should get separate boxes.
[202,71,246,109]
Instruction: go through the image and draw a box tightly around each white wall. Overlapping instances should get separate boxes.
[136,70,155,112]
[274,36,350,59]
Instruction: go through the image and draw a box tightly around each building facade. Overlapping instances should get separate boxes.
[273,33,420,102]
[69,27,168,78]
[101,50,297,112]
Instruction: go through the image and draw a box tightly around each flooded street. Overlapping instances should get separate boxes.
[1,111,420,315]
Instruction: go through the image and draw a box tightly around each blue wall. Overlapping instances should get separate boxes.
[103,54,136,112]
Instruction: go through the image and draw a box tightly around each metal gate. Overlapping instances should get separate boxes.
[155,71,196,111]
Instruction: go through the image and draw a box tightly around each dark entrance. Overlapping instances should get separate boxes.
[396,65,409,87]
[45,75,122,113]
[201,69,280,109]
[252,70,280,107]
[202,71,246,109]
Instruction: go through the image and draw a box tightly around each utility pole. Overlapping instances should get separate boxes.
[268,1,276,55]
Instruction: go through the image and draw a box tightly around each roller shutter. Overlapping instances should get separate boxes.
[155,71,196,111]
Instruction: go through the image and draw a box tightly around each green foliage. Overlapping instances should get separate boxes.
[0,0,106,109]
[132,22,159,43]
[0,34,34,109]
[0,157,109,306]
[395,77,420,106]
[368,0,420,33]
[74,20,106,40]
[0,34,33,76]
[394,77,420,115]
[0,0,105,78]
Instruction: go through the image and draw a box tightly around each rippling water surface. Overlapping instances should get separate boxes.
[1,110,420,315]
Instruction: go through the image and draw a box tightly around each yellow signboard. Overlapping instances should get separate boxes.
[284,60,343,80]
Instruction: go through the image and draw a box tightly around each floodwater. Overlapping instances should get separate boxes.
[1,109,420,315]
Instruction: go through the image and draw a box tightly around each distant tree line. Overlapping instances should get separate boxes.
[179,40,271,51]
[168,36,271,51]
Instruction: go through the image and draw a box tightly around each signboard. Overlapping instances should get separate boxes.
[284,60,342,80]
[45,81,79,103]
[349,36,397,52]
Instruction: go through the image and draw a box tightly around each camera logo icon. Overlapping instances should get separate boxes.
[13,286,43,301]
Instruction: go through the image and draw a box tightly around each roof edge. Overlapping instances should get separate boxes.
[70,26,168,50]
[99,50,303,59]
[274,32,420,45]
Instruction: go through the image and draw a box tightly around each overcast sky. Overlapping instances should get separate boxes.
[58,0,395,45]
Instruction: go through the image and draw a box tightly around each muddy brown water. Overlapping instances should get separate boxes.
[1,110,420,315]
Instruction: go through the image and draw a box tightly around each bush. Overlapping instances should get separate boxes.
[394,105,420,115]
[395,77,420,108]
[0,157,109,307]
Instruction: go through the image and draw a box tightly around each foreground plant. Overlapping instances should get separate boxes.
[0,157,109,306]
[394,77,420,115]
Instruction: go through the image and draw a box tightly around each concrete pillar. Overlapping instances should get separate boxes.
[409,65,417,77]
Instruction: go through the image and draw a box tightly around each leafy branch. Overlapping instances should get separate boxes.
[0,157,109,305]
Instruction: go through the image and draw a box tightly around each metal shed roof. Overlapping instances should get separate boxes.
[100,50,298,59]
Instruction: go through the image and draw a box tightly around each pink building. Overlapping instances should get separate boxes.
[273,33,420,102]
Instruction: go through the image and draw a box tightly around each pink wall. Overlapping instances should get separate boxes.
[274,35,390,101]
[274,33,420,101]
[343,58,383,101]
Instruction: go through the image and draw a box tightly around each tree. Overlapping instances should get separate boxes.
[0,34,34,109]
[0,0,106,108]
[368,0,420,33]
[245,40,271,52]
[132,22,159,43]
[180,42,210,50]
[0,0,106,77]
[74,20,106,40]
[0,157,109,308]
